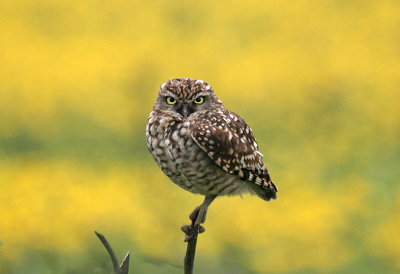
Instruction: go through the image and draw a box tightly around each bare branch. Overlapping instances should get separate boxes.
[184,221,200,274]
[95,231,130,274]
[119,253,130,274]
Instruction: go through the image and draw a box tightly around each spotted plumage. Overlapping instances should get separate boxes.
[146,78,277,203]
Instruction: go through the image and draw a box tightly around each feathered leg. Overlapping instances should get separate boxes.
[181,195,217,241]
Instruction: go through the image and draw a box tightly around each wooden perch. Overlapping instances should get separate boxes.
[184,220,200,274]
[95,231,130,274]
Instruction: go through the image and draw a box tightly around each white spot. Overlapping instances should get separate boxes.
[180,127,187,135]
[257,151,264,157]
[206,85,211,90]
[151,138,158,149]
[166,149,173,160]
[245,154,255,160]
[195,80,205,84]
[161,83,166,89]
[160,117,168,125]
[150,125,157,135]
[172,130,180,142]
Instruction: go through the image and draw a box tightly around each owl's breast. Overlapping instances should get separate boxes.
[146,114,245,195]
[146,114,180,177]
[163,120,214,191]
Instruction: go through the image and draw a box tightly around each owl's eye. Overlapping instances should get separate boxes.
[194,96,205,104]
[166,96,177,105]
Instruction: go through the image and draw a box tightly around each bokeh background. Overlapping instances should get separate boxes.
[1,0,400,273]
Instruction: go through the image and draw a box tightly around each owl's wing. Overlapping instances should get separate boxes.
[190,110,277,200]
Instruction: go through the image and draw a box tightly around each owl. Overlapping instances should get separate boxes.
[146,78,277,236]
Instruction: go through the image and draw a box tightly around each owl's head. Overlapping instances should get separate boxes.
[154,78,223,119]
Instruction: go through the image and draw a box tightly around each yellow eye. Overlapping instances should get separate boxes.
[194,96,205,104]
[166,96,177,105]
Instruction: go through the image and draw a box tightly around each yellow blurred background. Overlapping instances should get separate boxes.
[1,0,400,273]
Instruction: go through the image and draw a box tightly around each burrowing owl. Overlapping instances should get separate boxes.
[146,78,277,236]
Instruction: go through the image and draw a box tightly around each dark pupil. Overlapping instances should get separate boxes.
[196,98,201,102]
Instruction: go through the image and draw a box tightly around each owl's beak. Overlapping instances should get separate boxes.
[178,104,191,119]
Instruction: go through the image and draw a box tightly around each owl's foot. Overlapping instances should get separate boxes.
[181,224,205,242]
[181,195,217,242]
[190,195,217,225]
[189,205,207,224]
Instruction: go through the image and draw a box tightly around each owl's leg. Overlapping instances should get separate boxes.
[189,195,217,225]
[181,195,217,241]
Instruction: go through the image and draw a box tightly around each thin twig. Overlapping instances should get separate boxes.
[184,220,200,274]
[119,253,130,274]
[95,231,119,271]
[95,231,130,274]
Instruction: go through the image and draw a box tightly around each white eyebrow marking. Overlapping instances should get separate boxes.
[159,90,177,98]
[195,91,210,98]
[161,83,166,89]
[195,80,205,84]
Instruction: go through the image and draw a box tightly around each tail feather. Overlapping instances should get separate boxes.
[248,180,278,201]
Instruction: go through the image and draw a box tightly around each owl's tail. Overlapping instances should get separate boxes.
[248,180,278,201]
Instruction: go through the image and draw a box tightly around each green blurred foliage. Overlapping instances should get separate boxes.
[1,0,400,273]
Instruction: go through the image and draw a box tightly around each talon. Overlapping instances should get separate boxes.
[181,224,206,242]
[181,225,191,235]
[189,206,201,222]
[184,234,191,242]
[198,226,205,233]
